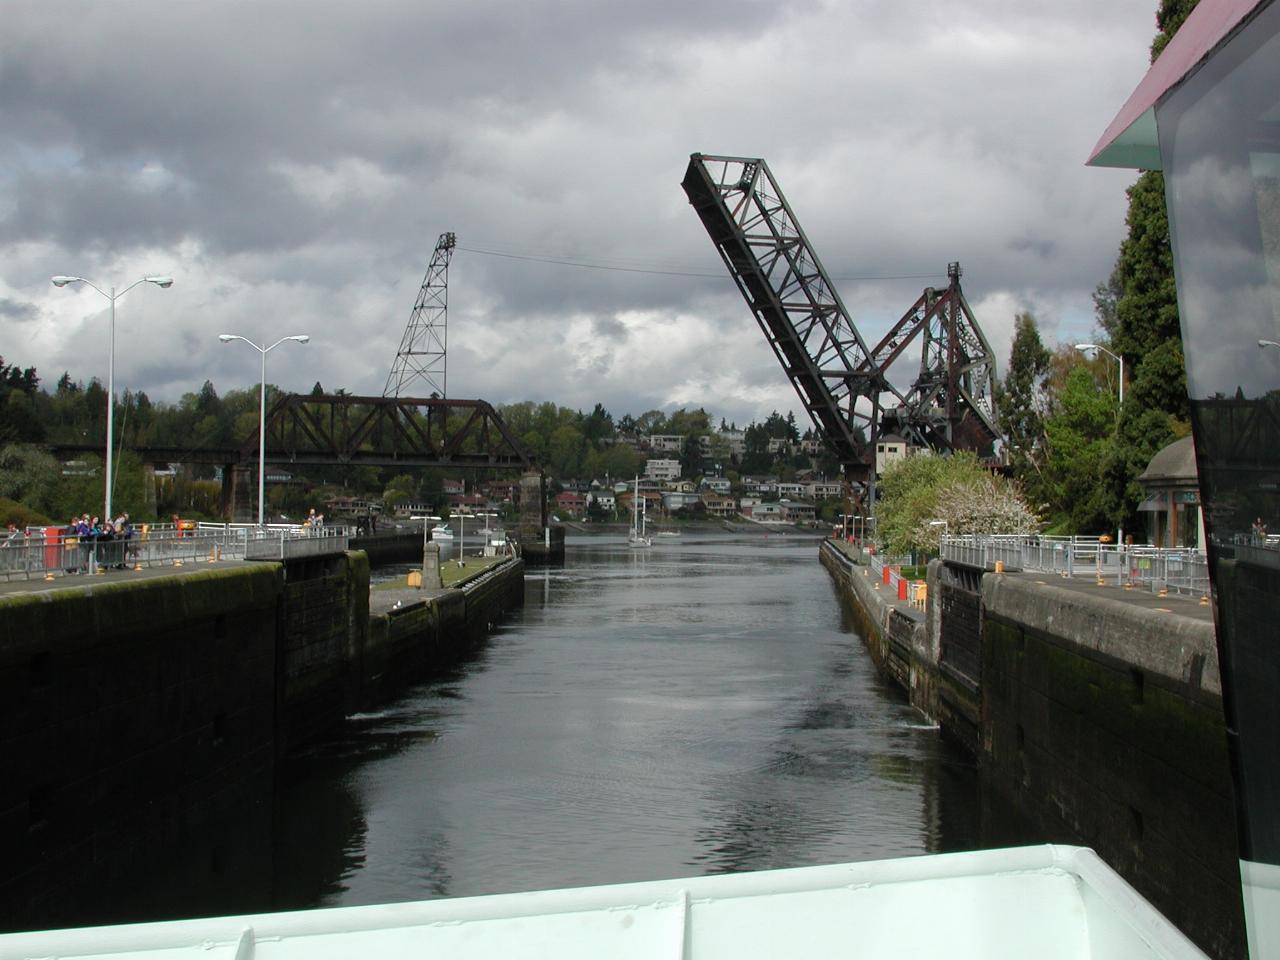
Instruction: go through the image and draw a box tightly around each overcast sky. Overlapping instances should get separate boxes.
[1,0,1155,429]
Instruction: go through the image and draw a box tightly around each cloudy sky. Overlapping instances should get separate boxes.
[1,0,1155,429]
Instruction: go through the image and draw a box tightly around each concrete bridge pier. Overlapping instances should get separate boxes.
[220,463,254,522]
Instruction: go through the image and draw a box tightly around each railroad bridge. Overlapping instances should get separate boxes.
[48,393,542,521]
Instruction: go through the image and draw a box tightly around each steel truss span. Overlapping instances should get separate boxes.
[682,153,1002,481]
[257,394,534,469]
[385,231,456,399]
[48,396,536,471]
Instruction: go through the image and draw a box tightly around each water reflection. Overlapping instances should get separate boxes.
[286,532,988,909]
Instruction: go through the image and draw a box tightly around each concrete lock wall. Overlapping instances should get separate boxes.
[0,550,527,932]
[820,541,1243,960]
[0,565,283,929]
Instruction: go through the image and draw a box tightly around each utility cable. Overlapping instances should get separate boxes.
[454,243,940,283]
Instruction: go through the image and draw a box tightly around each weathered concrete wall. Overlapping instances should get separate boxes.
[821,540,1243,959]
[276,551,368,753]
[0,550,525,931]
[981,576,1240,960]
[357,559,524,711]
[517,525,565,566]
[354,531,422,567]
[0,565,283,929]
[820,542,928,702]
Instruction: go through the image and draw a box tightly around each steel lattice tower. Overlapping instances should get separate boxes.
[385,231,456,398]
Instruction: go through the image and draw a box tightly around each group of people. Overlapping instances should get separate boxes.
[66,512,135,572]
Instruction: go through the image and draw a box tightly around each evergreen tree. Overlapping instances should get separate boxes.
[1095,0,1199,536]
[999,313,1051,495]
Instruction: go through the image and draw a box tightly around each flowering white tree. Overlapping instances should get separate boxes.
[875,452,1040,555]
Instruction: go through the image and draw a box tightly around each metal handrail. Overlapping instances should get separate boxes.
[1,529,249,581]
[938,535,1209,597]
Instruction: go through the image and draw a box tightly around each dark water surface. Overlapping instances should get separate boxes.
[273,532,986,911]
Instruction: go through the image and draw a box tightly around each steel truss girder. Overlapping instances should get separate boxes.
[682,155,898,479]
[682,153,1003,477]
[385,231,455,398]
[250,394,534,469]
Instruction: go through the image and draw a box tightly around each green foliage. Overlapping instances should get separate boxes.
[1041,367,1117,532]
[0,357,44,443]
[0,444,62,516]
[1083,0,1199,536]
[873,452,1039,555]
[999,313,1052,495]
[0,495,52,527]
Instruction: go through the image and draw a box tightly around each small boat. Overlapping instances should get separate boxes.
[430,524,454,541]
[657,529,681,537]
[628,476,651,547]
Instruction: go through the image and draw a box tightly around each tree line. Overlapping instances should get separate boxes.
[0,361,839,525]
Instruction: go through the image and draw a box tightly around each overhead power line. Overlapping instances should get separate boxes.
[455,243,940,283]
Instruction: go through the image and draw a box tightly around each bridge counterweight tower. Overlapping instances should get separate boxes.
[682,154,1002,484]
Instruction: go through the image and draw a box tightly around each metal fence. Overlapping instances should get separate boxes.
[243,527,350,560]
[939,535,1210,597]
[1,524,351,581]
[0,528,247,581]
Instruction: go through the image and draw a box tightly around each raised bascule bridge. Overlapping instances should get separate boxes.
[681,153,1005,504]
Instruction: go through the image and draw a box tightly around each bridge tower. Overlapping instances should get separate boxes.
[681,154,1002,484]
[384,231,456,398]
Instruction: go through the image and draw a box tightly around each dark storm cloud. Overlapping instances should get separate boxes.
[0,297,37,322]
[2,0,1156,427]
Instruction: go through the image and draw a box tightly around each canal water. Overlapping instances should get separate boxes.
[23,530,1013,932]
[268,531,990,913]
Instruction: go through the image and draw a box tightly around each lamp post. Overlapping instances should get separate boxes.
[218,334,310,526]
[1075,343,1125,547]
[51,275,173,521]
[928,519,948,554]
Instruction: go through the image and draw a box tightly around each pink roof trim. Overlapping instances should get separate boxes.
[1088,0,1265,167]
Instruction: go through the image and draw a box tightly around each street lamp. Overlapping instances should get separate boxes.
[51,275,173,521]
[218,334,309,526]
[1075,343,1125,547]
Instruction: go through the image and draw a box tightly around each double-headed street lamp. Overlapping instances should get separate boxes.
[218,334,309,526]
[1075,343,1126,547]
[51,274,173,521]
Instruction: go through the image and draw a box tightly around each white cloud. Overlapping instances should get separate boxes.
[1,0,1156,432]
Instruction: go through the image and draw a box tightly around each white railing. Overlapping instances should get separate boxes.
[1,524,352,581]
[0,528,249,581]
[243,527,350,560]
[939,535,1210,597]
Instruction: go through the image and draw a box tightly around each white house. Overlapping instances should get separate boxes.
[645,458,682,482]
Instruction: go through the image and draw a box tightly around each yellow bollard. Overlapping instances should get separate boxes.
[1124,581,1133,591]
[1200,594,1210,606]
[1158,586,1168,598]
[994,560,1005,573]
[44,572,55,581]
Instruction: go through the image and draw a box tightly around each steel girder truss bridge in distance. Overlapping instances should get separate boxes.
[48,394,537,473]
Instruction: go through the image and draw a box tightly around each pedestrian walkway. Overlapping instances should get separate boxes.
[826,537,1213,624]
[0,558,254,599]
